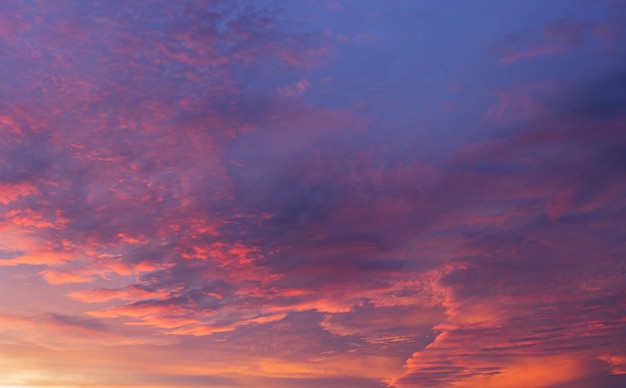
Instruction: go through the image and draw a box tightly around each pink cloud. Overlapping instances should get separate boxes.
[495,19,587,64]
[68,285,168,303]
[483,81,556,125]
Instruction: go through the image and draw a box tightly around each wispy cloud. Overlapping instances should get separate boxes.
[0,1,625,387]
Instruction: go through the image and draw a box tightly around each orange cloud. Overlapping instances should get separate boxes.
[40,269,97,284]
[68,285,168,303]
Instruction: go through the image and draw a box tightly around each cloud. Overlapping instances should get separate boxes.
[68,285,169,303]
[385,65,626,386]
[0,1,625,387]
[493,19,588,64]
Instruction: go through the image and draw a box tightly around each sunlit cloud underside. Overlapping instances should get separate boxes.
[1,1,626,387]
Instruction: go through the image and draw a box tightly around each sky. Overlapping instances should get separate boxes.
[0,0,625,387]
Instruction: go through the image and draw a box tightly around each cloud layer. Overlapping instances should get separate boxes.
[1,1,625,387]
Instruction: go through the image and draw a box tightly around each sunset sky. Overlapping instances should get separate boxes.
[1,1,626,387]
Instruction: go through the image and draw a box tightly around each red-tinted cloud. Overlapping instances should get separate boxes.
[1,1,625,387]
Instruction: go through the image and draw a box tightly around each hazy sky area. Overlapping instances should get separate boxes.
[1,1,626,387]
